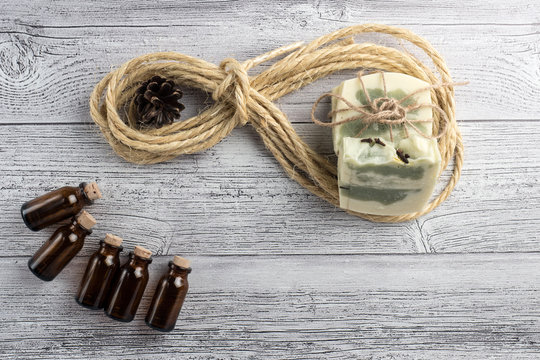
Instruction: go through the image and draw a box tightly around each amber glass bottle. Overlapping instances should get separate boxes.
[105,246,152,322]
[145,256,191,332]
[76,234,123,309]
[28,211,97,281]
[21,182,102,231]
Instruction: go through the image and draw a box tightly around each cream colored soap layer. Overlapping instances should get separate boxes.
[338,137,440,215]
[332,72,441,216]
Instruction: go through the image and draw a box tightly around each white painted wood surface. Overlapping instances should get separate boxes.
[0,1,539,359]
[3,254,540,359]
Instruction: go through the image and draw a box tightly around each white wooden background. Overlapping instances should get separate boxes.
[0,1,539,359]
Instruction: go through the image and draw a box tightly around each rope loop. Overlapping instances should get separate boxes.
[90,24,465,223]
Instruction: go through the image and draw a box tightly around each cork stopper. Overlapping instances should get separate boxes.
[76,210,97,230]
[84,182,102,201]
[173,255,191,269]
[134,245,152,259]
[104,233,123,247]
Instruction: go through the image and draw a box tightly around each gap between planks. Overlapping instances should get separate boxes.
[1,118,539,127]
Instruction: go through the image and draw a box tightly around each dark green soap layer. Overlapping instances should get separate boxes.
[351,164,424,180]
[340,185,420,205]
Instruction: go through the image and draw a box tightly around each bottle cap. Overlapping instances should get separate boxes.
[76,211,97,230]
[84,182,102,201]
[134,245,152,259]
[104,233,123,247]
[173,256,190,268]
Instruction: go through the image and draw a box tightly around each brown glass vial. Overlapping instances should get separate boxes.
[21,182,102,231]
[145,256,191,332]
[105,246,152,322]
[76,234,123,309]
[28,211,97,281]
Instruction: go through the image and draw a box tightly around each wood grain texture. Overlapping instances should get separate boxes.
[1,121,538,256]
[1,1,539,359]
[0,1,539,124]
[1,253,540,359]
[2,0,539,27]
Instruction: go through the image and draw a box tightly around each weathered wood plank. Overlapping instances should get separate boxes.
[1,2,539,359]
[422,121,540,252]
[0,123,418,256]
[0,2,539,123]
[1,253,540,359]
[1,0,539,27]
[0,120,538,256]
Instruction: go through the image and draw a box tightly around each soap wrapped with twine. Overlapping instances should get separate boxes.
[90,24,464,223]
[311,70,466,142]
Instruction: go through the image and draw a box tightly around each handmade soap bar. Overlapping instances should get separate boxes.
[331,72,441,216]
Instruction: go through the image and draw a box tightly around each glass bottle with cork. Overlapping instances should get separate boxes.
[76,233,123,309]
[105,245,152,322]
[145,255,191,332]
[21,182,102,231]
[28,210,97,281]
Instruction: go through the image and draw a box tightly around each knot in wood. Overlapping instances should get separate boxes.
[212,58,251,127]
[0,37,39,83]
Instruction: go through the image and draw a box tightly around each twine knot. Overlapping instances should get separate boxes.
[371,97,406,121]
[212,58,251,127]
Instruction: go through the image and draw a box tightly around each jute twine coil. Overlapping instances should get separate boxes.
[90,24,464,223]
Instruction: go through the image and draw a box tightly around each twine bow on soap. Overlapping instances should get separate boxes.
[90,24,466,223]
[311,71,468,142]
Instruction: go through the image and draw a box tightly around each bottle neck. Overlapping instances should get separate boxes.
[128,252,152,267]
[168,262,191,277]
[69,219,92,235]
[99,240,122,256]
[78,182,93,205]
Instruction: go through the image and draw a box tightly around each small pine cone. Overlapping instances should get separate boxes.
[134,76,185,128]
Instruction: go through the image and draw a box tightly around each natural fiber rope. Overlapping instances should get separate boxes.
[90,24,464,223]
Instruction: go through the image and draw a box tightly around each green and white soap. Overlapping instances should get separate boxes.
[332,72,441,216]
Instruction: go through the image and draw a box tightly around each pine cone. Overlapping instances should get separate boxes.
[134,76,185,128]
